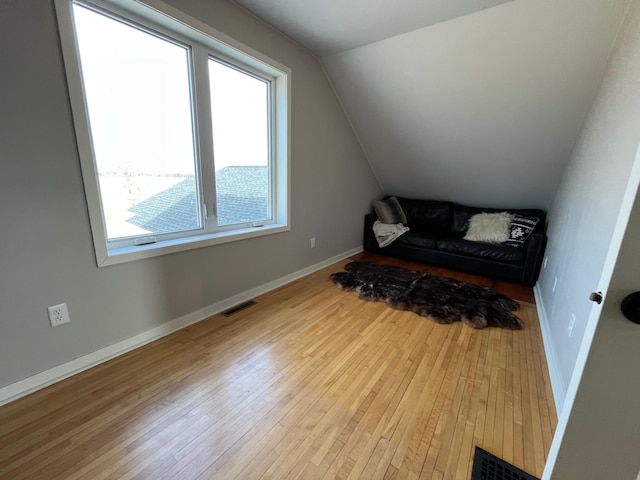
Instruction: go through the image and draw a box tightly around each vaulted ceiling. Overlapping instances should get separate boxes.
[234,0,632,209]
[233,0,512,56]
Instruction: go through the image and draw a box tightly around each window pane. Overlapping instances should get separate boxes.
[73,4,200,240]
[208,59,270,226]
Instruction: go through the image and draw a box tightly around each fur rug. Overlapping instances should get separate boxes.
[330,262,522,330]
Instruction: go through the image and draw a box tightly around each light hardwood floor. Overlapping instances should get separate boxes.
[0,257,556,479]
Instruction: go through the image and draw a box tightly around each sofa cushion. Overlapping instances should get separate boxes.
[394,231,438,249]
[452,206,485,234]
[396,198,452,233]
[436,236,524,265]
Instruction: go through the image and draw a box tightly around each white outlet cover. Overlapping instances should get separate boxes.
[48,303,70,327]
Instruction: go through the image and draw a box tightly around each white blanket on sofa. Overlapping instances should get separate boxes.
[373,221,409,248]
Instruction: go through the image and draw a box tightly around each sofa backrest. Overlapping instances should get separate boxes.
[451,204,546,235]
[390,197,546,236]
[396,198,453,233]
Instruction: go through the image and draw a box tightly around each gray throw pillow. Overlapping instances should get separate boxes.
[373,197,408,224]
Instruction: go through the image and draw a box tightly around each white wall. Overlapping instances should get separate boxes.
[537,0,640,400]
[545,146,640,479]
[0,0,380,389]
[323,0,630,209]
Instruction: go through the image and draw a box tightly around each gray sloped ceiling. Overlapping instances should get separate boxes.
[322,0,631,208]
[233,0,513,56]
[237,0,631,209]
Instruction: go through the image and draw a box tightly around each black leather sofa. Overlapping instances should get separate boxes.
[363,198,547,286]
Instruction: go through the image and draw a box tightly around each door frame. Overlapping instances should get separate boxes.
[542,144,640,478]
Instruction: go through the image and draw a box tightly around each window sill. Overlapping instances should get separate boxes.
[98,223,290,267]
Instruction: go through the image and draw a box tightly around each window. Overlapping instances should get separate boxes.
[55,0,290,266]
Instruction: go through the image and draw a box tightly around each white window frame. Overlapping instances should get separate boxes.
[55,0,291,266]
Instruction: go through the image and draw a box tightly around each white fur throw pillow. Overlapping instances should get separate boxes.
[464,212,514,243]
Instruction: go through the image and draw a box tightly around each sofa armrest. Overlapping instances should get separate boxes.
[363,213,380,252]
[521,232,547,285]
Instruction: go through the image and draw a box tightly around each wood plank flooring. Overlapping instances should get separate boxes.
[0,257,556,479]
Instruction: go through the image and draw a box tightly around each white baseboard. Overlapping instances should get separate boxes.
[0,247,363,407]
[533,284,566,414]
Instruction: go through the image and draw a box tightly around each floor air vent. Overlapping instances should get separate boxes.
[221,300,257,317]
[471,447,539,480]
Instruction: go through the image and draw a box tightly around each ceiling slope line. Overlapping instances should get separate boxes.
[318,60,386,196]
[228,0,321,61]
[227,0,383,195]
[319,0,516,57]
[233,0,514,56]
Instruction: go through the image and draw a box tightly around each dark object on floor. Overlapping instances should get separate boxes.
[471,447,539,480]
[221,300,257,317]
[363,197,547,285]
[331,262,522,329]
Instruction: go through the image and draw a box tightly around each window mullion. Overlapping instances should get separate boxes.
[192,44,217,231]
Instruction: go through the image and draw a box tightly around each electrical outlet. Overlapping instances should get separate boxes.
[310,237,316,249]
[568,313,576,337]
[552,277,558,293]
[543,256,548,269]
[48,303,70,327]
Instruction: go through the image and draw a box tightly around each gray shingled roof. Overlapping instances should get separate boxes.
[127,166,268,234]
[216,166,269,225]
